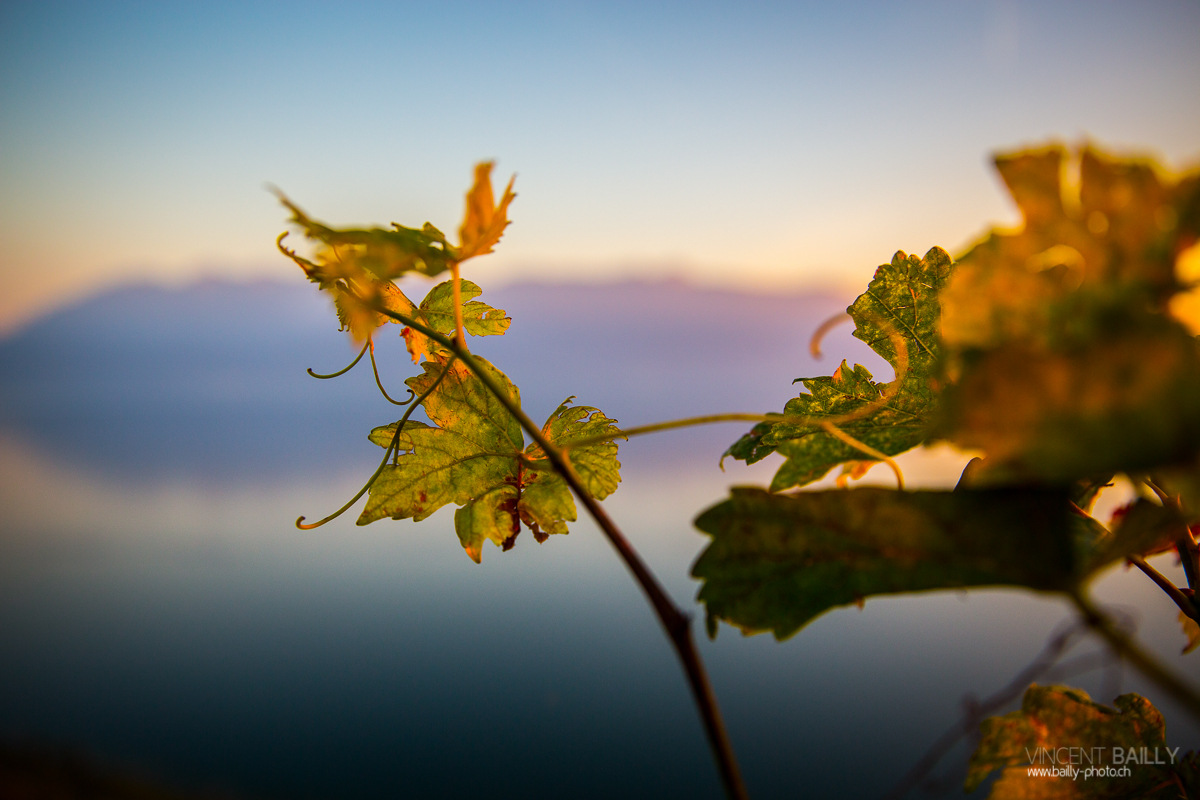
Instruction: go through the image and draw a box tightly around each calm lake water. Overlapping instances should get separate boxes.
[1,280,1196,798]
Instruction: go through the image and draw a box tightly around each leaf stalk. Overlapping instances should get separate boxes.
[1128,555,1200,624]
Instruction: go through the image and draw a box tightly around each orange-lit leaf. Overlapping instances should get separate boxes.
[458,162,516,262]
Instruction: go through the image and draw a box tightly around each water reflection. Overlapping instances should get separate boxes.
[0,280,1195,799]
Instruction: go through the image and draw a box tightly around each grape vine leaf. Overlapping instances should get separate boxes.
[965,685,1195,798]
[278,232,419,342]
[724,247,953,491]
[400,278,512,363]
[691,487,1074,640]
[935,315,1200,484]
[358,357,621,562]
[458,161,517,261]
[276,192,457,281]
[941,145,1200,352]
[934,145,1200,484]
[274,162,516,342]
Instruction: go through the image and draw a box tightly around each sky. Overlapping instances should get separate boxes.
[1,0,1197,332]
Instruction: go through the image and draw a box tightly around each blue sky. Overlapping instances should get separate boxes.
[1,0,1197,330]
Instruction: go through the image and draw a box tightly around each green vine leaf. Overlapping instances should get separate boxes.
[278,192,458,281]
[965,685,1195,798]
[532,398,625,500]
[359,359,621,562]
[691,487,1074,640]
[724,248,952,491]
[400,279,512,363]
[275,162,515,343]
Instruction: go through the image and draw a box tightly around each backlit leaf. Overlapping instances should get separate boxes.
[278,230,418,342]
[458,162,516,262]
[935,145,1200,484]
[724,248,952,491]
[276,163,516,341]
[935,322,1200,484]
[400,279,512,363]
[278,192,458,282]
[942,145,1200,352]
[691,487,1074,640]
[965,685,1194,798]
[359,360,620,562]
[533,397,624,501]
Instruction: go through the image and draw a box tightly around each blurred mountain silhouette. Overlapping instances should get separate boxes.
[0,279,863,485]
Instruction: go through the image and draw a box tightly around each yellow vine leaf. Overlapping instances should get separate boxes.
[942,144,1200,351]
[458,161,516,262]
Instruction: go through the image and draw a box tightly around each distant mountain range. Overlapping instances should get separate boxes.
[0,279,874,484]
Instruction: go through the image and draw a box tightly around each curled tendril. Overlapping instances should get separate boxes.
[805,311,909,428]
[809,312,851,359]
[296,356,459,530]
[276,231,321,273]
[308,339,370,379]
[369,340,416,406]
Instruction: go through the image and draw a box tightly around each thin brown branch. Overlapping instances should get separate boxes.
[882,621,1088,800]
[1068,588,1200,723]
[365,297,748,800]
[1128,555,1200,624]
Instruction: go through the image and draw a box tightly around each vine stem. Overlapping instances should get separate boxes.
[1068,587,1200,722]
[451,262,467,348]
[1127,555,1200,624]
[367,298,749,800]
[1071,498,1200,624]
[1143,478,1200,593]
